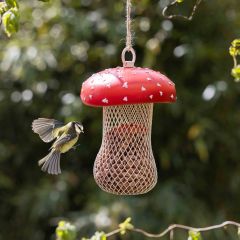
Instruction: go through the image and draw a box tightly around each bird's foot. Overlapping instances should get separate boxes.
[72,144,80,150]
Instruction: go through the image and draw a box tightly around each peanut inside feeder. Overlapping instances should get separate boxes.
[80,66,176,195]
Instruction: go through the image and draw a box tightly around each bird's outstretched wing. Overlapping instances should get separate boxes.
[32,118,64,143]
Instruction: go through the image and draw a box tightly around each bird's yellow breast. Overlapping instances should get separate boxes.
[59,136,79,153]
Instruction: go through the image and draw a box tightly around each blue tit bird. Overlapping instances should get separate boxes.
[32,118,84,175]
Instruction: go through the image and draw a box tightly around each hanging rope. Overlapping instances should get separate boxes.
[122,0,136,67]
[126,0,132,49]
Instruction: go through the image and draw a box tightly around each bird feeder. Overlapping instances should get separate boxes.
[80,48,176,195]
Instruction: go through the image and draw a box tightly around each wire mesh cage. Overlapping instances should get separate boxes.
[93,103,158,195]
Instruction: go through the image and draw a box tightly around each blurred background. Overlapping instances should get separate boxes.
[0,0,240,239]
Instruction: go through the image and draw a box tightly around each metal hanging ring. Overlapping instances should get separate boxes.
[121,47,136,68]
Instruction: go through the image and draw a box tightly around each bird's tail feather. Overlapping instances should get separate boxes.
[38,150,61,175]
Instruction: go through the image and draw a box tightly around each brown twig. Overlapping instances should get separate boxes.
[92,220,240,240]
[131,221,240,238]
[162,0,203,21]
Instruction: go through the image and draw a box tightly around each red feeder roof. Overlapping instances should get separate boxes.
[80,67,176,107]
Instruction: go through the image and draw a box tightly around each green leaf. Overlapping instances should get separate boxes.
[5,0,18,8]
[231,65,240,82]
[232,39,240,48]
[100,233,107,240]
[82,231,106,240]
[176,0,184,3]
[0,2,9,15]
[230,39,240,56]
[92,232,106,240]
[229,46,239,57]
[119,218,134,235]
[2,8,19,37]
[56,221,77,240]
[188,231,202,240]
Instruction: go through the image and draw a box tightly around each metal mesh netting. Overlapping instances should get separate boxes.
[93,103,158,195]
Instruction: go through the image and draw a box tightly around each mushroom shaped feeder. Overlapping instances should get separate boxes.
[80,54,176,195]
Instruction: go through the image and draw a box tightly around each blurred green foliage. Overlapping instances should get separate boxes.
[83,231,106,240]
[231,65,240,81]
[0,0,240,240]
[229,39,240,81]
[56,221,77,240]
[118,217,133,235]
[188,231,202,240]
[0,0,19,37]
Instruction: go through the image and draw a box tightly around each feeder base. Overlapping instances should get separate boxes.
[94,103,157,195]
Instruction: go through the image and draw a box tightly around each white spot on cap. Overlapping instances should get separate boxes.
[170,94,174,99]
[89,95,93,99]
[83,97,86,101]
[159,91,163,96]
[146,77,152,81]
[141,86,146,91]
[157,83,161,87]
[149,95,153,99]
[123,96,128,102]
[106,83,111,88]
[102,98,109,103]
[122,82,128,88]
[91,86,94,90]
[169,81,174,86]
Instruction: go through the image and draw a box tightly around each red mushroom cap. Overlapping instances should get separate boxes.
[80,67,176,107]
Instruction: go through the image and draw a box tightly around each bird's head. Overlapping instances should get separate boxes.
[74,122,84,134]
